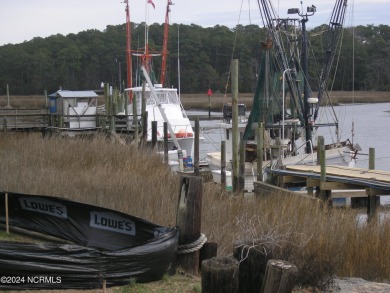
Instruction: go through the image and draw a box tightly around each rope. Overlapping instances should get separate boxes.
[177,233,207,255]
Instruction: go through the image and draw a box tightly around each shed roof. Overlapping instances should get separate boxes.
[55,90,98,98]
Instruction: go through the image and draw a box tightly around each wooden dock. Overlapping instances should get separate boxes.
[268,164,390,217]
[275,165,390,194]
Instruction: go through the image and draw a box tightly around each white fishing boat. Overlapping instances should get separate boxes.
[122,0,194,165]
[206,0,359,191]
[125,68,194,160]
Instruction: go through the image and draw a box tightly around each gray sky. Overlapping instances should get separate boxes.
[1,0,389,46]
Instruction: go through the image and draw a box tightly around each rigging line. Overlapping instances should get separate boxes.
[247,0,252,24]
[223,0,245,103]
[326,21,346,128]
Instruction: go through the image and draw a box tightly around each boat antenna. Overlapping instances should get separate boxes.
[351,0,355,146]
[177,24,181,100]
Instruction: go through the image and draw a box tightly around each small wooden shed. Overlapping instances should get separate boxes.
[48,90,98,129]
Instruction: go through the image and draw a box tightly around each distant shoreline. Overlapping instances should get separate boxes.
[180,91,390,111]
[1,91,390,110]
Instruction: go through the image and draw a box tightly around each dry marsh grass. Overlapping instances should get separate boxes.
[1,133,390,290]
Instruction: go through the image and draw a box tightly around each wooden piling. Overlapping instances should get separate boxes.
[200,242,218,268]
[201,256,239,293]
[238,140,245,192]
[233,240,273,293]
[260,259,298,293]
[221,141,226,187]
[319,142,331,203]
[194,117,200,176]
[141,81,147,146]
[256,123,264,182]
[231,59,239,193]
[142,111,148,145]
[164,122,168,164]
[176,175,203,275]
[151,121,157,149]
[367,147,378,220]
[6,84,11,108]
[369,147,375,170]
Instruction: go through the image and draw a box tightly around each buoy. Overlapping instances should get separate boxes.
[175,129,193,138]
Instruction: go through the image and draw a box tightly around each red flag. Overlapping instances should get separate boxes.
[147,0,155,9]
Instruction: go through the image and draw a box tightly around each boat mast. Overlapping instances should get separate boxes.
[288,5,316,154]
[160,0,173,86]
[125,0,132,102]
[301,14,312,154]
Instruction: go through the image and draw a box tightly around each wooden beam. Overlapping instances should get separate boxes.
[331,190,367,198]
[306,177,320,188]
[366,187,388,196]
[320,181,364,190]
[282,175,306,184]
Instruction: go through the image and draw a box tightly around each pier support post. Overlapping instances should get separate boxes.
[194,117,200,176]
[151,121,157,149]
[319,142,332,205]
[164,122,168,164]
[367,147,379,220]
[231,59,239,193]
[142,111,148,146]
[201,257,239,293]
[260,260,298,293]
[233,240,273,293]
[221,141,226,188]
[256,123,264,183]
[238,139,245,192]
[176,175,204,275]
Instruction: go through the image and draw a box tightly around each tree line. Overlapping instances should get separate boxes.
[0,22,389,95]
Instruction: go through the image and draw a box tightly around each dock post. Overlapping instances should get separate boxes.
[176,175,204,276]
[151,121,157,150]
[369,148,375,170]
[314,136,324,196]
[367,147,378,220]
[6,84,11,108]
[256,123,264,183]
[202,257,239,293]
[238,139,245,192]
[319,142,331,204]
[231,59,239,193]
[141,81,147,146]
[142,111,148,146]
[163,122,168,163]
[221,141,226,188]
[194,117,200,176]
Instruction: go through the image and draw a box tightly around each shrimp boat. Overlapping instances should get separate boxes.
[125,67,194,162]
[206,0,358,191]
[122,0,194,165]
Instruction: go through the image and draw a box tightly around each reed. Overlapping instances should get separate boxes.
[0,133,389,288]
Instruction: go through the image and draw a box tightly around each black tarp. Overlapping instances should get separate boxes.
[0,192,178,289]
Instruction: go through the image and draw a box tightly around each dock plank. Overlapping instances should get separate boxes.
[285,165,390,183]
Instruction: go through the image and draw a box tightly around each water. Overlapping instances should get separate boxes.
[188,102,390,203]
